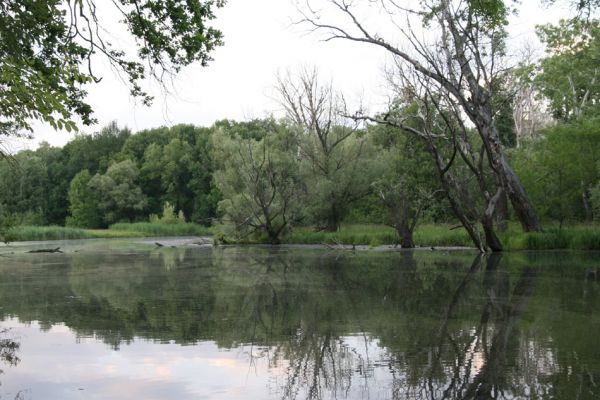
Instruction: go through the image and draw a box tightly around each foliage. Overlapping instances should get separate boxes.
[148,202,187,225]
[535,19,600,121]
[276,68,374,231]
[109,222,211,237]
[131,124,218,223]
[368,121,441,247]
[0,0,224,136]
[213,119,304,244]
[6,225,93,241]
[89,160,147,226]
[66,170,101,228]
[0,207,16,243]
[592,164,600,220]
[513,117,600,223]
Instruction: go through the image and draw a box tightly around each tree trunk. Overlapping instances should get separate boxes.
[388,200,416,248]
[500,157,542,232]
[474,102,542,233]
[324,204,340,232]
[582,181,594,222]
[425,142,486,253]
[482,188,504,252]
[268,231,281,245]
[482,221,503,252]
[495,191,509,232]
[396,220,415,248]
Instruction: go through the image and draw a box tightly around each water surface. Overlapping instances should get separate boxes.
[0,240,599,399]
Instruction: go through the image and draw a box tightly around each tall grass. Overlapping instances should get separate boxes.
[281,224,472,247]
[6,225,93,241]
[284,225,397,246]
[4,222,212,242]
[109,222,212,237]
[413,225,473,247]
[503,226,600,251]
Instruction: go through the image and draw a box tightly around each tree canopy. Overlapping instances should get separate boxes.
[0,0,224,137]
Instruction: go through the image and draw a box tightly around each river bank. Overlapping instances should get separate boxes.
[2,223,600,251]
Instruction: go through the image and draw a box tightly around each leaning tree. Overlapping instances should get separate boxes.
[299,0,543,234]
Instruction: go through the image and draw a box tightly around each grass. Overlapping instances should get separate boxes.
[109,222,212,237]
[282,224,472,247]
[255,223,600,250]
[4,222,212,242]
[503,225,600,251]
[5,225,94,241]
[5,222,600,251]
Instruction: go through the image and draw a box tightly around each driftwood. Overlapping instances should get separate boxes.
[27,247,62,254]
[324,242,356,251]
[155,242,177,248]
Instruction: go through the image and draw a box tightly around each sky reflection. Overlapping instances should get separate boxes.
[0,318,396,400]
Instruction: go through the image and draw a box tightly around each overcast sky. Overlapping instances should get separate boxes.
[10,0,567,152]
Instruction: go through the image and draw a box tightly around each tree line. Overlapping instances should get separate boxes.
[1,75,599,249]
[1,0,599,251]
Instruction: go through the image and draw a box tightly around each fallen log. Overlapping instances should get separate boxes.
[28,247,62,253]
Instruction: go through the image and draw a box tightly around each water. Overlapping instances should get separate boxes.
[0,239,599,399]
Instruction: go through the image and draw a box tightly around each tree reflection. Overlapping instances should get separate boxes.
[0,328,19,373]
[0,328,21,399]
[0,247,598,399]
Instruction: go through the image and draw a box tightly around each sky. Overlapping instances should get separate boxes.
[8,0,567,152]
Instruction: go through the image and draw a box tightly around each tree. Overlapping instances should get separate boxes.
[535,19,600,121]
[0,150,49,224]
[134,124,218,224]
[299,0,543,233]
[377,89,507,252]
[0,0,224,141]
[506,52,553,147]
[545,0,599,18]
[514,117,600,224]
[213,120,303,244]
[369,123,440,248]
[592,166,600,221]
[66,170,101,228]
[89,160,147,226]
[276,67,372,231]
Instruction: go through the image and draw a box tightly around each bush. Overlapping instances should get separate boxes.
[149,202,187,225]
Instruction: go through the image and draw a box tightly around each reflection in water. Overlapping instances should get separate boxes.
[0,243,599,399]
[0,328,20,373]
[0,328,21,399]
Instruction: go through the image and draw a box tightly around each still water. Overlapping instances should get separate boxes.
[0,239,599,399]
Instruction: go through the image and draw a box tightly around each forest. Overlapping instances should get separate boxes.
[1,0,600,252]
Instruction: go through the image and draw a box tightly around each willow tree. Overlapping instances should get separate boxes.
[276,68,372,231]
[299,0,542,233]
[213,120,304,244]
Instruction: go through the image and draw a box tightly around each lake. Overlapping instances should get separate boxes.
[0,239,599,399]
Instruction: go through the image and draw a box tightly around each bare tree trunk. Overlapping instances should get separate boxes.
[473,103,542,233]
[437,169,486,253]
[482,188,504,252]
[495,190,509,232]
[500,156,542,232]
